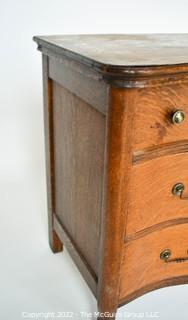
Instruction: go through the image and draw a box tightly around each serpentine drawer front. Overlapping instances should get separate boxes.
[133,83,188,149]
[120,223,188,304]
[33,34,188,319]
[126,153,188,238]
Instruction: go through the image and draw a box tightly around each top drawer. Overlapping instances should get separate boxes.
[133,82,188,150]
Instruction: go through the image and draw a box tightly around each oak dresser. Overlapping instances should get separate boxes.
[34,34,188,319]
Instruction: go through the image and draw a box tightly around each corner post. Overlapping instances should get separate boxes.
[42,54,63,253]
[97,86,135,319]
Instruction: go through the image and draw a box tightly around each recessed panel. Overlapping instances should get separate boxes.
[53,82,106,275]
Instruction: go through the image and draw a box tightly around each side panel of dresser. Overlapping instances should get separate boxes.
[53,83,105,280]
[42,54,109,296]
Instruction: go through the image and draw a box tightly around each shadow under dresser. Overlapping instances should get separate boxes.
[33,34,188,319]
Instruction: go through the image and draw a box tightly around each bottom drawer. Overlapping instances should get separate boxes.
[119,223,188,304]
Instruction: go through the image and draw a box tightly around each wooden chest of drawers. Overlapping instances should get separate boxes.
[34,34,188,319]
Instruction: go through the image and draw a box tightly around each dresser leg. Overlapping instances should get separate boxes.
[49,229,63,253]
[97,300,117,320]
[42,55,63,255]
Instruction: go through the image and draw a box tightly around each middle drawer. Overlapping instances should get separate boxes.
[126,152,188,239]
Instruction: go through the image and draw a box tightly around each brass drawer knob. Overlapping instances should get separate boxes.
[172,110,185,124]
[172,183,188,200]
[172,183,185,196]
[160,249,172,261]
[160,249,188,263]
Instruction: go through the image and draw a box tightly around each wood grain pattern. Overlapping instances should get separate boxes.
[34,36,188,319]
[54,214,97,296]
[119,276,188,307]
[133,82,188,150]
[97,88,136,319]
[49,57,109,114]
[34,35,188,89]
[120,223,188,303]
[125,217,188,243]
[53,82,106,275]
[34,34,188,67]
[42,54,63,253]
[133,140,188,164]
[126,152,188,237]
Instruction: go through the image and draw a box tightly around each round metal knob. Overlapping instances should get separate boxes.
[172,183,185,196]
[172,110,185,124]
[160,249,172,261]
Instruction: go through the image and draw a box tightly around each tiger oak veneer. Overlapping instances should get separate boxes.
[33,34,188,319]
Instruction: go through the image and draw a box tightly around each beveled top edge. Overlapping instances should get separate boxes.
[33,34,188,79]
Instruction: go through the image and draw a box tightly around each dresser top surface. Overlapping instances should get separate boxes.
[34,34,188,67]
